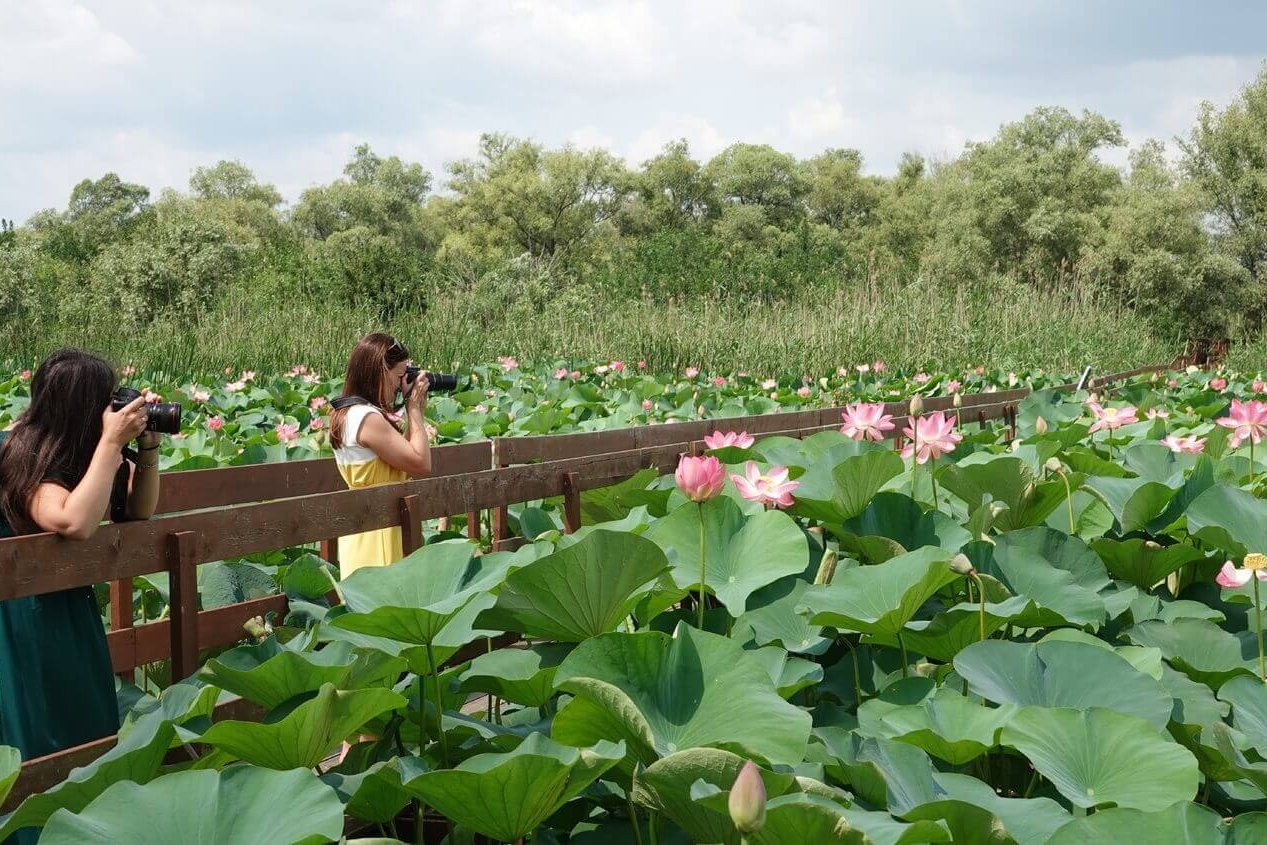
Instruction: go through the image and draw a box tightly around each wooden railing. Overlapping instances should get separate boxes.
[0,363,1168,812]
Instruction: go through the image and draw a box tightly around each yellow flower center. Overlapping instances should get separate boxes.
[1245,553,1267,571]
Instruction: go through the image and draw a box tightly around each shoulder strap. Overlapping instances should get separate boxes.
[331,395,370,411]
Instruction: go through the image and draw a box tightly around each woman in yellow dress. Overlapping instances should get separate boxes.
[329,333,432,578]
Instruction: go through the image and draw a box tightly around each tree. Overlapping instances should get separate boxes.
[1180,63,1267,285]
[704,143,808,229]
[803,147,883,236]
[444,133,629,259]
[190,160,283,207]
[33,173,152,263]
[634,139,716,229]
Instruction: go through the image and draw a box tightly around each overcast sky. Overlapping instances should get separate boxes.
[3,1,1265,221]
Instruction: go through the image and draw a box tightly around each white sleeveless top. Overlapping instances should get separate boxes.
[333,404,381,467]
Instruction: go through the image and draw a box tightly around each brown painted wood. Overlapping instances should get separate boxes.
[399,494,422,555]
[561,472,582,534]
[109,578,134,680]
[167,531,199,682]
[466,510,480,542]
[319,537,338,566]
[106,594,289,673]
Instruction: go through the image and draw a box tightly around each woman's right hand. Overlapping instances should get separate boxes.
[406,369,430,414]
[102,395,148,448]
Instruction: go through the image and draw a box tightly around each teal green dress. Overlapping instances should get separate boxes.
[0,431,120,843]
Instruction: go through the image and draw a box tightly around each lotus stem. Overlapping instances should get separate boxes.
[415,673,427,745]
[1058,469,1075,535]
[972,573,987,642]
[930,468,939,509]
[697,500,707,630]
[425,642,451,769]
[1256,577,1265,684]
[897,631,909,678]
[1251,439,1257,489]
[649,811,660,845]
[630,771,645,845]
[1024,768,1040,798]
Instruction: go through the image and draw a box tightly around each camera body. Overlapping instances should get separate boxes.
[404,365,460,394]
[111,387,182,434]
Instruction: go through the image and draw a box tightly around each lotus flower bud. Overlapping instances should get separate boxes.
[1044,457,1063,474]
[676,455,725,502]
[1088,391,1100,404]
[909,394,924,417]
[814,549,839,585]
[729,761,767,834]
[1034,416,1048,435]
[949,553,976,577]
[952,393,963,408]
[243,616,272,640]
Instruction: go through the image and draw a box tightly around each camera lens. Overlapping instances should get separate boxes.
[147,403,183,435]
[426,373,460,392]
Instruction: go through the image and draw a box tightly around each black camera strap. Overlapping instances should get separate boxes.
[330,395,370,411]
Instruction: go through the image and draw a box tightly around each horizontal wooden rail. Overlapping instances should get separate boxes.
[106,594,288,673]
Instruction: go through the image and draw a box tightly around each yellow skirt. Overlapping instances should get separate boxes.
[335,456,408,579]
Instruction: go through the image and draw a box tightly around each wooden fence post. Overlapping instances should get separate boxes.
[109,579,134,681]
[319,538,339,566]
[466,510,481,542]
[491,439,509,547]
[167,531,199,683]
[562,472,582,534]
[399,494,422,555]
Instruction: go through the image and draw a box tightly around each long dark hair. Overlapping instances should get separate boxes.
[330,333,409,450]
[0,349,117,534]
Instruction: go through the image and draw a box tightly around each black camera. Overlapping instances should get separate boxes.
[111,387,182,435]
[404,365,460,394]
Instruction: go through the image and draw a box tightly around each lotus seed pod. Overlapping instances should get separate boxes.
[729,761,767,834]
[1088,391,1100,404]
[909,394,924,416]
[1034,416,1048,435]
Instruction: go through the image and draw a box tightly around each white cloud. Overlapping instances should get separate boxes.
[0,1,137,87]
[626,115,728,166]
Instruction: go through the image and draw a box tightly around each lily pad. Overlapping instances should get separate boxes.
[800,546,959,639]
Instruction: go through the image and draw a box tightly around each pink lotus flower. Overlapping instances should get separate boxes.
[1217,399,1267,448]
[914,372,931,384]
[1210,377,1228,391]
[974,366,986,375]
[290,364,308,375]
[498,356,518,371]
[595,365,610,375]
[303,373,319,385]
[310,417,325,431]
[840,403,896,441]
[208,416,224,432]
[642,399,653,410]
[873,360,886,373]
[191,389,210,403]
[704,431,755,450]
[611,360,626,372]
[121,365,137,376]
[553,367,569,379]
[796,386,811,398]
[901,411,962,464]
[485,389,497,397]
[1254,379,1266,393]
[570,370,581,379]
[855,364,869,375]
[474,403,489,414]
[730,461,800,508]
[685,367,700,378]
[1217,560,1267,588]
[19,369,31,380]
[276,422,300,443]
[241,371,256,381]
[1145,408,1169,420]
[225,380,246,392]
[1161,434,1205,454]
[713,377,726,387]
[172,432,188,440]
[1087,403,1139,434]
[1167,378,1178,389]
[676,455,725,502]
[945,379,961,394]
[638,360,647,369]
[142,389,162,403]
[761,379,777,390]
[310,396,328,410]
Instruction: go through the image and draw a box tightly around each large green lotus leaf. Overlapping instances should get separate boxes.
[1047,800,1225,845]
[39,766,344,845]
[644,496,809,616]
[992,526,1109,591]
[119,680,222,746]
[319,758,416,824]
[399,733,624,843]
[1091,538,1207,591]
[579,467,659,523]
[1044,489,1114,540]
[632,747,803,845]
[332,541,494,645]
[1125,619,1258,688]
[938,456,1067,530]
[876,605,1012,663]
[691,787,951,845]
[953,640,1173,729]
[475,530,670,640]
[837,493,971,562]
[800,546,959,638]
[1146,455,1217,534]
[1209,722,1267,798]
[1162,666,1228,727]
[552,623,812,766]
[875,687,1015,765]
[812,730,943,815]
[459,643,572,707]
[753,432,863,472]
[791,449,906,523]
[1000,706,1199,811]
[0,710,175,839]
[1123,442,1198,485]
[733,577,831,654]
[969,535,1107,629]
[1084,476,1178,534]
[198,638,401,710]
[198,683,405,770]
[748,646,825,698]
[0,746,17,809]
[1218,675,1267,756]
[1187,483,1267,558]
[905,771,1071,845]
[1036,628,1164,679]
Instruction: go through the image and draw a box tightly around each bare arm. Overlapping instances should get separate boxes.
[124,431,162,520]
[29,397,148,539]
[357,375,432,477]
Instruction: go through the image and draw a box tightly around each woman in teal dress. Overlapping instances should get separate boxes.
[0,349,160,844]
